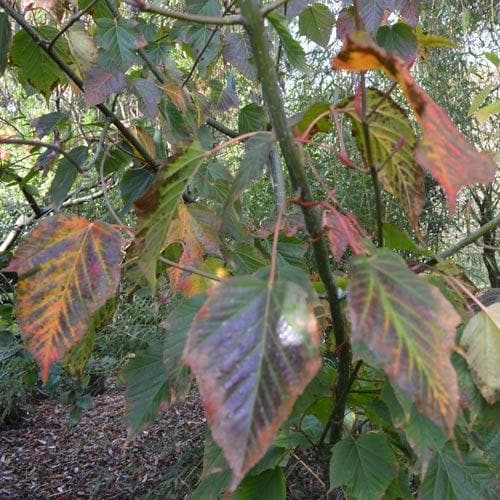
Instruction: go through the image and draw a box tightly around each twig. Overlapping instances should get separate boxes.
[47,0,99,52]
[0,137,84,173]
[98,146,126,227]
[269,200,286,288]
[292,452,326,489]
[126,0,242,25]
[158,256,222,282]
[360,74,384,247]
[413,215,500,273]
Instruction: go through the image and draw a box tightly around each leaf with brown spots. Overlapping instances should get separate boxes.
[332,33,496,212]
[183,275,320,490]
[3,215,122,381]
[347,249,460,435]
[323,207,366,261]
[165,202,222,296]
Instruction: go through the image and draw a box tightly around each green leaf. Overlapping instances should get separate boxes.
[133,141,206,288]
[382,469,412,500]
[122,343,169,436]
[224,133,274,215]
[421,443,496,500]
[475,99,500,122]
[78,0,114,19]
[163,295,206,402]
[120,167,156,214]
[95,18,144,71]
[376,22,418,63]
[231,243,268,275]
[298,3,335,48]
[382,223,431,255]
[460,303,500,404]
[50,146,88,209]
[292,102,333,138]
[231,467,286,500]
[484,51,500,66]
[10,26,68,95]
[31,112,67,139]
[468,84,495,116]
[268,12,309,73]
[381,380,447,473]
[183,275,320,489]
[238,103,267,134]
[347,249,461,434]
[0,12,12,77]
[329,433,398,500]
[338,88,424,228]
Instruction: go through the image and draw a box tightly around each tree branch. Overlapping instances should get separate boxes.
[413,214,500,273]
[240,0,351,447]
[127,0,242,25]
[0,0,159,169]
[0,138,84,173]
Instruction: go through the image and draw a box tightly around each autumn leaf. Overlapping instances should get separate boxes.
[332,33,496,212]
[165,202,222,296]
[183,275,320,490]
[3,215,122,381]
[347,249,460,434]
[338,88,424,228]
[323,206,367,261]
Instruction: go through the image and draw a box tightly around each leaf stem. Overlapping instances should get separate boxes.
[158,256,221,282]
[0,137,84,173]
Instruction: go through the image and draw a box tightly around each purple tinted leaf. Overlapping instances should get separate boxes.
[131,78,161,119]
[336,8,356,41]
[360,0,385,33]
[223,32,257,81]
[183,276,320,489]
[84,66,125,106]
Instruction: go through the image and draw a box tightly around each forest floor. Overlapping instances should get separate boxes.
[0,380,327,499]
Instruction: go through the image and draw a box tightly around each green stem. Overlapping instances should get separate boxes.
[240,0,351,446]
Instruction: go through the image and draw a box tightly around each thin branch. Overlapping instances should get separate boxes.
[8,171,43,217]
[269,200,286,288]
[99,146,125,227]
[48,0,99,51]
[206,118,238,138]
[0,0,158,169]
[262,0,289,16]
[360,75,384,247]
[413,215,500,273]
[127,0,242,25]
[159,256,222,282]
[0,137,84,173]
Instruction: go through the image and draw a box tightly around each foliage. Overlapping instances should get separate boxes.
[0,0,499,498]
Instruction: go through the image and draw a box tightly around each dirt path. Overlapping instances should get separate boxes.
[0,382,206,499]
[0,382,327,499]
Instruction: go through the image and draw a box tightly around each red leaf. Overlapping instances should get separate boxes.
[84,66,126,107]
[323,207,366,261]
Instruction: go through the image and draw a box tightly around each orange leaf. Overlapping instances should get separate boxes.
[4,215,122,381]
[332,32,496,212]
